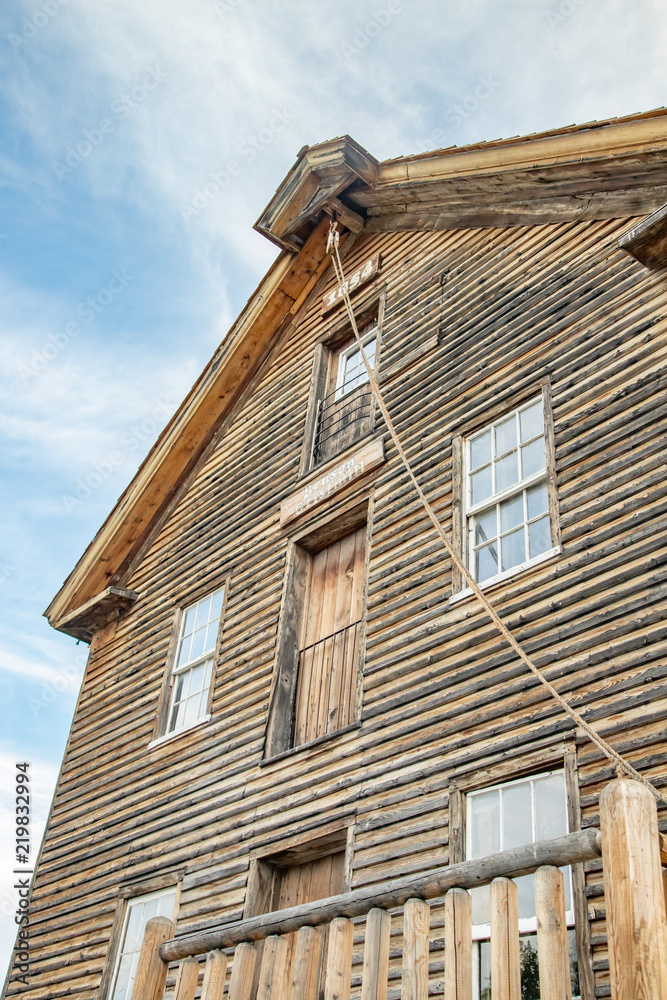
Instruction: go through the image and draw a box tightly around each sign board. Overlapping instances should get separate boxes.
[280,437,385,527]
[321,254,381,314]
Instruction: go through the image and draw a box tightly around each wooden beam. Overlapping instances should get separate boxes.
[619,203,667,269]
[490,878,520,1000]
[160,830,601,961]
[534,867,572,1000]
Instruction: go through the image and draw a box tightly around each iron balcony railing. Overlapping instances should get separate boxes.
[311,385,372,466]
[293,620,360,745]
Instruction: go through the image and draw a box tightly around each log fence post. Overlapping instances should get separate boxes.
[600,778,667,1000]
[490,877,520,1000]
[361,907,391,1000]
[289,926,322,1000]
[324,917,354,1000]
[174,956,200,1000]
[534,866,571,1000]
[132,916,175,1000]
[228,942,258,1000]
[201,949,228,1000]
[257,934,291,1000]
[402,897,430,1000]
[443,887,472,1000]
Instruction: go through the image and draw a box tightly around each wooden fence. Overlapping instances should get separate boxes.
[132,779,667,1000]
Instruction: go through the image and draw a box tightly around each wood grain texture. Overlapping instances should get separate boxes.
[174,956,200,1000]
[256,936,291,1000]
[443,888,471,1000]
[360,908,390,1000]
[401,898,429,1000]
[289,927,322,1000]
[599,779,667,1000]
[490,878,520,1000]
[323,917,353,1000]
[131,916,174,1000]
[227,944,257,1000]
[535,867,571,1000]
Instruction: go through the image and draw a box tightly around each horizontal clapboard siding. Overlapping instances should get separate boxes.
[9,217,667,1000]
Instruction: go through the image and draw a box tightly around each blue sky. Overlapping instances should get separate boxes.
[1,0,666,979]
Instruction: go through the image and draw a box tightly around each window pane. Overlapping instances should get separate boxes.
[470,430,491,471]
[476,541,498,582]
[176,634,192,668]
[517,873,536,921]
[471,466,493,505]
[479,939,491,998]
[470,790,500,857]
[472,884,491,928]
[123,904,145,953]
[210,589,224,625]
[112,953,135,1000]
[475,508,497,546]
[528,515,551,558]
[521,437,546,479]
[190,626,207,662]
[182,604,198,637]
[519,934,540,997]
[519,400,544,442]
[495,451,519,493]
[495,415,517,456]
[502,781,532,849]
[500,527,525,571]
[182,694,201,729]
[526,481,549,520]
[204,621,220,654]
[500,493,524,533]
[534,774,568,841]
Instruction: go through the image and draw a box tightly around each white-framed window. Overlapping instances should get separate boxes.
[467,771,579,999]
[466,396,555,585]
[335,321,377,399]
[166,588,225,735]
[110,887,178,1000]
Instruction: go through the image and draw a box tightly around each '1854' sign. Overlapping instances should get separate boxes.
[321,254,381,314]
[280,438,385,527]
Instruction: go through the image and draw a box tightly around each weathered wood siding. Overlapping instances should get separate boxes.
[8,216,667,1000]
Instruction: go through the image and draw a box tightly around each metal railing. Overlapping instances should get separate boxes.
[293,621,360,745]
[312,385,372,466]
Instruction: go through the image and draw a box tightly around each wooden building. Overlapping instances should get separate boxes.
[7,109,667,1000]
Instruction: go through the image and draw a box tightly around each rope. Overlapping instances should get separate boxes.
[326,221,667,808]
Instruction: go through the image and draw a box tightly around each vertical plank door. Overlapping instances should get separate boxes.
[294,527,365,746]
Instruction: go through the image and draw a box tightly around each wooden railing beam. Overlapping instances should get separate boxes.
[324,917,353,1000]
[201,950,228,1000]
[361,908,391,1000]
[161,830,601,961]
[228,942,257,1000]
[490,877,520,1000]
[402,897,430,1000]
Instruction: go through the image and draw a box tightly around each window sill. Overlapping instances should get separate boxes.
[260,722,360,767]
[449,546,561,606]
[148,715,211,750]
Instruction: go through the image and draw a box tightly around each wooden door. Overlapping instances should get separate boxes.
[275,852,346,997]
[294,527,366,746]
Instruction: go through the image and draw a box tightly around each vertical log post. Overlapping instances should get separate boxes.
[534,866,571,1000]
[444,887,472,1000]
[228,942,258,1000]
[174,956,200,1000]
[361,907,391,1000]
[600,778,667,1000]
[201,950,228,1000]
[290,926,322,1000]
[402,898,430,1000]
[257,935,291,1000]
[132,916,175,1000]
[490,877,520,1000]
[324,917,354,1000]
